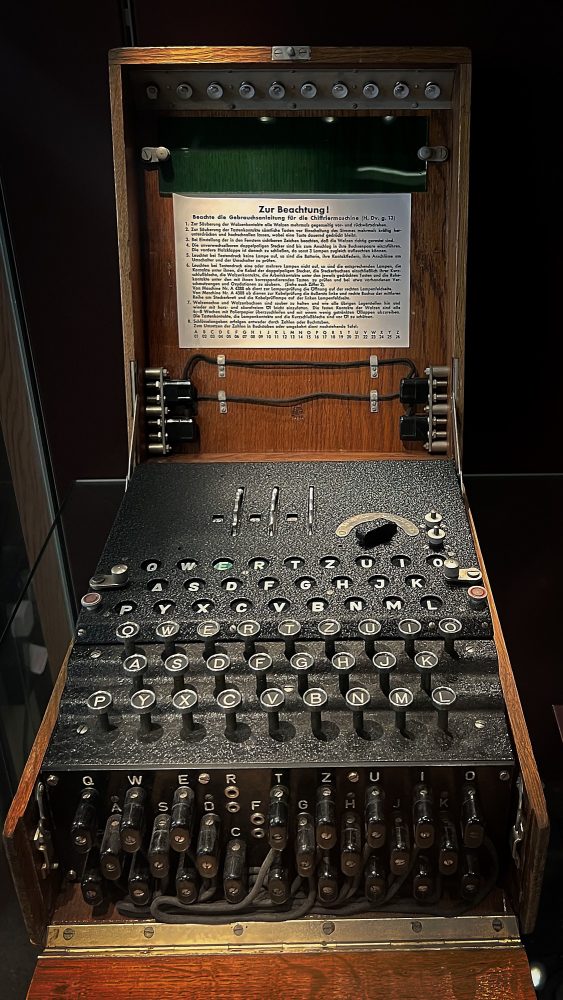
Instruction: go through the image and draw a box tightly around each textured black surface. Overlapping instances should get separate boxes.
[76,460,493,645]
[44,637,513,770]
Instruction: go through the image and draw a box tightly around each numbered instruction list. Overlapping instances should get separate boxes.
[173,195,411,349]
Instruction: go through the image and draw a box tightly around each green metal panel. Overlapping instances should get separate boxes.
[158,116,427,195]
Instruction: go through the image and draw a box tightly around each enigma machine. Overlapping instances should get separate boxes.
[5,46,548,991]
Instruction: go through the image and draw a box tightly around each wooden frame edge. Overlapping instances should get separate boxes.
[108,46,472,66]
[469,509,549,933]
[3,651,70,945]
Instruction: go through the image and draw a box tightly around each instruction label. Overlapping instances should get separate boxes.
[173,195,411,349]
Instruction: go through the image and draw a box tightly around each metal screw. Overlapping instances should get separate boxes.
[144,926,154,938]
[321,787,331,798]
[199,773,211,785]
[231,841,241,852]
[474,720,486,730]
[67,870,77,881]
[347,771,359,783]
[47,774,59,787]
[499,771,510,782]
[233,924,244,936]
[204,815,215,826]
[178,788,189,799]
[272,787,284,799]
[411,921,422,933]
[298,815,308,827]
[77,629,86,637]
[77,725,88,735]
[322,921,335,935]
[62,928,74,940]
[90,650,102,659]
[492,919,503,932]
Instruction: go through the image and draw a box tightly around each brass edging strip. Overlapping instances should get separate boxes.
[44,914,521,957]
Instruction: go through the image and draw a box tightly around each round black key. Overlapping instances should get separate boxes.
[438,618,462,656]
[164,653,190,694]
[172,686,198,736]
[290,651,314,696]
[358,619,382,657]
[345,686,370,737]
[206,652,231,696]
[155,620,180,658]
[413,650,439,695]
[197,619,221,657]
[372,651,397,697]
[216,687,242,737]
[432,686,456,733]
[302,687,328,740]
[388,686,413,735]
[260,687,285,738]
[318,619,341,659]
[398,618,422,658]
[123,653,148,693]
[86,690,113,733]
[237,619,260,659]
[130,688,156,736]
[115,620,140,657]
[331,651,356,696]
[248,652,273,697]
[277,619,302,658]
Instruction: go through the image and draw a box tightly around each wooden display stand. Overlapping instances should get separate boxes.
[5,47,547,998]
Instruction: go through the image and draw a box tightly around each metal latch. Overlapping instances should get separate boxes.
[370,390,379,413]
[272,45,311,61]
[217,355,226,379]
[417,146,449,163]
[89,564,129,590]
[369,355,379,379]
[510,775,526,868]
[218,390,228,414]
[34,782,57,879]
[141,146,171,164]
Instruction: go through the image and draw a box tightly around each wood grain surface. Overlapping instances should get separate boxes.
[468,508,549,934]
[28,948,534,1000]
[110,46,470,460]
[3,655,69,946]
[140,110,453,457]
[109,46,472,66]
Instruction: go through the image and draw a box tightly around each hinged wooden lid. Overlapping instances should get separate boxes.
[109,47,471,463]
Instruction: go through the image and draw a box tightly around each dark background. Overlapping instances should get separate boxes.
[1,2,562,775]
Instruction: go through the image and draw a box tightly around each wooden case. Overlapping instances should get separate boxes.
[4,47,547,997]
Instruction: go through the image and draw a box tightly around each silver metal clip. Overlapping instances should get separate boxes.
[218,390,228,414]
[417,146,449,163]
[369,354,379,379]
[272,45,311,61]
[370,389,379,413]
[510,775,526,868]
[217,355,226,379]
[140,146,171,164]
